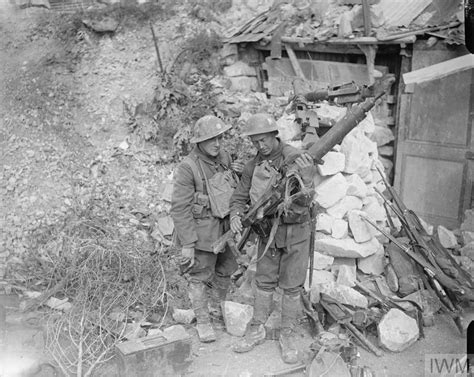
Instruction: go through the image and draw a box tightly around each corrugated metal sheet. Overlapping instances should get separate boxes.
[373,0,432,27]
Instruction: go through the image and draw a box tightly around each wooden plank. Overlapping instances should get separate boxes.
[284,44,305,79]
[403,54,474,85]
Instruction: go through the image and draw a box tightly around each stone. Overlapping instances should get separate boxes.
[358,111,375,134]
[313,251,334,270]
[46,297,72,312]
[315,236,380,258]
[460,242,474,260]
[317,151,346,176]
[378,145,394,157]
[172,308,196,324]
[223,61,257,77]
[461,209,474,232]
[332,218,348,239]
[418,217,434,236]
[462,230,474,246]
[156,216,174,237]
[314,173,348,208]
[163,325,188,341]
[348,210,373,243]
[306,270,336,288]
[123,322,146,340]
[437,225,459,249]
[336,264,356,287]
[357,243,385,275]
[222,301,253,337]
[277,113,301,143]
[370,125,395,147]
[316,213,334,234]
[341,131,371,175]
[161,181,174,202]
[379,156,394,177]
[345,174,368,198]
[327,196,363,219]
[362,196,386,222]
[378,308,419,352]
[319,282,368,308]
[229,76,258,92]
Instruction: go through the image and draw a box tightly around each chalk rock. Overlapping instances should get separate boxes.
[345,174,368,198]
[357,243,385,275]
[362,196,385,222]
[336,264,356,287]
[461,209,474,232]
[419,217,434,236]
[223,61,256,77]
[229,77,258,92]
[315,236,380,258]
[320,282,368,308]
[314,173,348,208]
[348,210,373,243]
[370,125,395,147]
[378,145,394,157]
[316,213,335,234]
[341,130,372,175]
[327,196,363,219]
[222,301,253,337]
[277,113,301,143]
[378,308,419,352]
[358,111,375,134]
[332,218,348,239]
[46,297,72,312]
[437,225,458,249]
[313,251,334,270]
[307,270,336,287]
[163,325,188,341]
[462,231,474,246]
[317,151,346,176]
[172,308,196,324]
[460,242,474,260]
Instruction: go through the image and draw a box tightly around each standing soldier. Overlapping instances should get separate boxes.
[229,113,315,364]
[171,115,241,343]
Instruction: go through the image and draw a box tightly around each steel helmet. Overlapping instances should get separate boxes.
[242,113,278,136]
[190,115,232,143]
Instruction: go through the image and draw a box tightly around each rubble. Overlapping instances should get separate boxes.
[437,225,459,249]
[316,213,335,234]
[312,251,334,270]
[345,174,368,198]
[222,301,253,337]
[378,308,419,352]
[348,210,373,243]
[315,235,380,258]
[314,173,348,208]
[332,218,349,239]
[172,308,196,324]
[336,264,356,287]
[327,196,363,219]
[317,151,345,176]
[357,244,385,275]
[319,282,368,308]
[369,125,395,147]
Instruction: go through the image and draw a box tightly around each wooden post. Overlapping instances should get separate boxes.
[361,0,372,36]
[284,43,306,79]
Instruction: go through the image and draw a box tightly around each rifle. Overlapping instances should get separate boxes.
[212,90,387,255]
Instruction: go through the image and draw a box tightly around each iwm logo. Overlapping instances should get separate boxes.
[425,354,471,376]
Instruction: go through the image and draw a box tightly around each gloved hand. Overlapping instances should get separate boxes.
[181,247,195,271]
[294,153,315,185]
[231,160,245,174]
[230,215,243,234]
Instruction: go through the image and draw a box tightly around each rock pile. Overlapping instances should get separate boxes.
[277,108,392,307]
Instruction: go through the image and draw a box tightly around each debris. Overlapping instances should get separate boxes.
[118,140,129,150]
[314,173,348,208]
[316,213,335,234]
[123,322,146,340]
[336,264,356,287]
[345,174,368,198]
[172,308,196,324]
[437,225,459,249]
[341,131,372,175]
[223,61,257,77]
[222,301,253,337]
[315,235,380,259]
[362,196,385,222]
[332,218,349,239]
[156,216,174,237]
[369,125,395,147]
[378,308,419,352]
[326,196,363,219]
[82,17,119,33]
[45,297,72,312]
[163,325,188,341]
[228,76,259,92]
[461,231,474,246]
[348,210,373,243]
[319,282,368,308]
[460,242,474,260]
[307,351,351,377]
[317,151,346,176]
[357,245,385,275]
[312,251,334,270]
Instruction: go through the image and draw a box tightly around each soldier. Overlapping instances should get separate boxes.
[229,113,315,364]
[171,115,242,343]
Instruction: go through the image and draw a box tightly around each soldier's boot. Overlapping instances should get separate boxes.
[279,293,301,364]
[189,281,216,343]
[208,276,231,323]
[233,288,273,353]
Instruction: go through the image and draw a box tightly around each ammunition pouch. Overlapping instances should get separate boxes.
[192,192,211,219]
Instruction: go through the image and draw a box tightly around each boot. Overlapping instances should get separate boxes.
[233,288,273,353]
[279,293,301,364]
[207,277,230,323]
[189,281,216,343]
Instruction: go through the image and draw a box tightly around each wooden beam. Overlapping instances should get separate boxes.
[403,54,474,85]
[361,0,371,37]
[358,44,378,85]
[284,43,306,79]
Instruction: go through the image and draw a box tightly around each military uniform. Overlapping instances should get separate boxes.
[170,115,237,343]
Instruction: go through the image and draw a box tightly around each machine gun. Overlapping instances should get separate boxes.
[211,90,387,255]
[290,82,375,132]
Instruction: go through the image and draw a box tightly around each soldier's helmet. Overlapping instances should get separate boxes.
[190,115,232,143]
[242,113,278,136]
